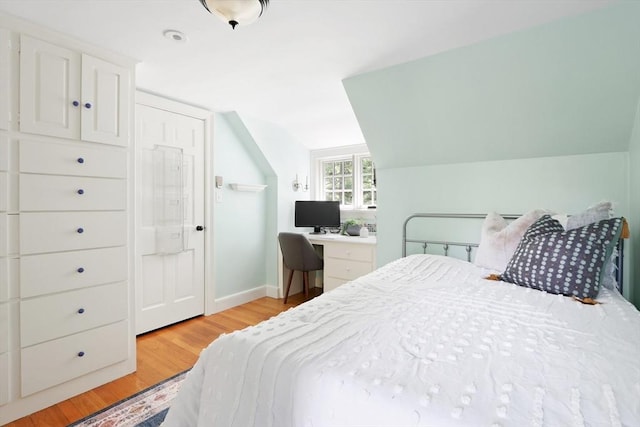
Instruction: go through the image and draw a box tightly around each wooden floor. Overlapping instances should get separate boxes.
[6,290,319,427]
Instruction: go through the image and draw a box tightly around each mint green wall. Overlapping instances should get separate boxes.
[343,2,640,305]
[376,152,633,299]
[629,101,640,306]
[239,115,311,290]
[213,114,268,298]
[344,2,640,169]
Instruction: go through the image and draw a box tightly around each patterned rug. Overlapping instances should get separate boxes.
[68,370,188,427]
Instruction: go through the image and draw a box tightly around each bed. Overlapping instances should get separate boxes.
[163,207,640,427]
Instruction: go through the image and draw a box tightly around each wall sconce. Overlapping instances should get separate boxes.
[293,174,308,192]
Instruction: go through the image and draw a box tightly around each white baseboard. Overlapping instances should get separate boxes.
[265,285,279,298]
[212,285,268,313]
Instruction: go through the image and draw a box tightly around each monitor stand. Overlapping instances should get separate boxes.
[310,227,326,234]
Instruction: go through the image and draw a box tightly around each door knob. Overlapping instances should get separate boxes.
[196,225,205,231]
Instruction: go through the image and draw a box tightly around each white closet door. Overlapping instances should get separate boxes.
[135,103,205,334]
[81,54,130,146]
[19,35,80,139]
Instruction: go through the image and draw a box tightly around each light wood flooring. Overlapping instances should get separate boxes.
[5,290,319,427]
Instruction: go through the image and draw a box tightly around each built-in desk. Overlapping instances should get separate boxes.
[277,233,377,297]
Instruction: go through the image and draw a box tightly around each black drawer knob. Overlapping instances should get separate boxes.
[77,189,84,195]
[196,225,204,231]
[77,157,84,164]
[84,102,92,109]
[78,308,85,314]
[78,351,85,357]
[72,100,79,107]
[77,267,85,273]
[77,227,84,234]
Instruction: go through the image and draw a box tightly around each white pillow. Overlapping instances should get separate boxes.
[474,210,547,272]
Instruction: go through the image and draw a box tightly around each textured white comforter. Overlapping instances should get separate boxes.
[163,255,640,427]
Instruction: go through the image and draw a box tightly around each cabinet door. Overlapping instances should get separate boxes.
[0,28,9,130]
[81,55,130,146]
[20,35,81,139]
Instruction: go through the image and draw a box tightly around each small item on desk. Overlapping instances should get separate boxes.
[359,226,369,238]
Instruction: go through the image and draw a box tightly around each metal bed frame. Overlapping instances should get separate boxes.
[402,212,625,294]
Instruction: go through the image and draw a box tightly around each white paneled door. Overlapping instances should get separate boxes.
[135,102,205,334]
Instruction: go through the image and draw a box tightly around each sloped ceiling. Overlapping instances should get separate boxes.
[343,2,640,169]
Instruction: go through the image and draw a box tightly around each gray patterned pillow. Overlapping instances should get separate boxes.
[501,215,623,299]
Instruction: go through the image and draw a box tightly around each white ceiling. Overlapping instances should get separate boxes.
[0,0,614,150]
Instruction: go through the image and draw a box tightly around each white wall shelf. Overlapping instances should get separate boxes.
[229,183,267,192]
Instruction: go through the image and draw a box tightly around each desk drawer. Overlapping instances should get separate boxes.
[324,257,373,281]
[20,139,126,178]
[21,246,127,298]
[21,282,127,347]
[19,174,126,211]
[21,320,128,396]
[20,211,126,255]
[325,242,374,262]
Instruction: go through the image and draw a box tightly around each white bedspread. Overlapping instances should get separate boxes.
[163,255,640,427]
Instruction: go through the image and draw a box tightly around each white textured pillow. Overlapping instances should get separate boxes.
[474,210,547,272]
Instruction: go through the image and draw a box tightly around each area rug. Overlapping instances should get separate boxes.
[68,370,188,427]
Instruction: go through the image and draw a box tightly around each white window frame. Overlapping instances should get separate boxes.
[310,144,376,211]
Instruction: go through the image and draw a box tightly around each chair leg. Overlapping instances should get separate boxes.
[303,271,309,298]
[284,269,295,304]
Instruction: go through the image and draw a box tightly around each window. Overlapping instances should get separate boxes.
[319,154,376,209]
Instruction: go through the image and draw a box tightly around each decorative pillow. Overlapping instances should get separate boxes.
[500,215,623,299]
[566,201,617,290]
[474,210,547,272]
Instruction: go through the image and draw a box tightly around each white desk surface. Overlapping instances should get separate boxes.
[306,233,377,245]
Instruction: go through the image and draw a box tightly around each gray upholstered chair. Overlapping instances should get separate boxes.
[278,232,324,303]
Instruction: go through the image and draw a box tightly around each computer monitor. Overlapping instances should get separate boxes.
[295,200,340,234]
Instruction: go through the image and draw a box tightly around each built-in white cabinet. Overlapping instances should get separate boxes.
[19,35,130,146]
[0,28,9,130]
[322,241,377,292]
[0,14,135,425]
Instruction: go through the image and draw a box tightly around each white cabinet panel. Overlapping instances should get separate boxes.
[19,174,126,211]
[0,352,8,406]
[20,211,126,254]
[19,139,126,178]
[0,28,8,130]
[20,246,127,298]
[81,55,130,146]
[19,35,81,139]
[0,302,8,354]
[21,282,127,347]
[21,321,128,396]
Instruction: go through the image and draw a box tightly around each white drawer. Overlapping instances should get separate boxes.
[0,302,7,354]
[20,211,126,255]
[324,277,348,293]
[20,246,127,298]
[20,139,127,178]
[0,352,8,406]
[21,281,127,347]
[19,174,126,211]
[324,257,373,281]
[325,242,374,262]
[21,320,128,396]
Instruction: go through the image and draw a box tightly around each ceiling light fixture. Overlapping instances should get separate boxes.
[163,29,188,43]
[198,0,269,29]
